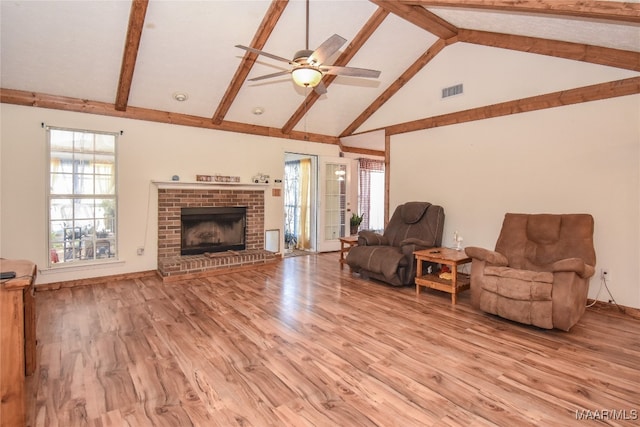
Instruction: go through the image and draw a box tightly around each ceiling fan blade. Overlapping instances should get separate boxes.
[248,70,291,82]
[314,81,327,95]
[321,65,381,79]
[308,34,346,65]
[235,45,294,65]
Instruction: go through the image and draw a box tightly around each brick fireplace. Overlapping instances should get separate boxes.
[157,186,277,281]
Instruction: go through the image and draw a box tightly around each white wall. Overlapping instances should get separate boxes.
[0,104,338,284]
[390,95,640,309]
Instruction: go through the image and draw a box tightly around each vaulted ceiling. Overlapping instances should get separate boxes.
[1,1,639,155]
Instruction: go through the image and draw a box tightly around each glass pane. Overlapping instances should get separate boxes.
[75,174,95,195]
[50,129,74,151]
[50,173,73,194]
[75,199,94,220]
[96,199,116,233]
[50,155,73,172]
[95,174,115,195]
[94,154,115,171]
[50,198,74,220]
[369,171,385,231]
[95,133,115,153]
[75,153,94,173]
[76,219,94,236]
[50,221,66,243]
[74,132,94,152]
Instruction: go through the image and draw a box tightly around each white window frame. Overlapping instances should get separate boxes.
[46,126,118,267]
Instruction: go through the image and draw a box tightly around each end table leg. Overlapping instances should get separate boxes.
[415,259,423,296]
[451,267,458,304]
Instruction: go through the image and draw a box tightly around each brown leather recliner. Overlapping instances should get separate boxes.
[346,202,444,287]
[465,213,596,331]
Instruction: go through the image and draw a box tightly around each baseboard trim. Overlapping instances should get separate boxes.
[34,259,284,290]
[587,299,640,320]
[35,270,157,291]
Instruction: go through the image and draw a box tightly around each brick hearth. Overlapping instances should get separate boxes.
[157,187,277,280]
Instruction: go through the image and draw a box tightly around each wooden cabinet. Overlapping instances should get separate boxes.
[0,260,37,427]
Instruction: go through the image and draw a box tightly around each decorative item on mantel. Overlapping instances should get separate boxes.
[196,174,240,183]
[252,173,270,184]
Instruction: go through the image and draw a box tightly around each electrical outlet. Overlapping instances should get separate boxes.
[137,247,145,256]
[600,268,609,281]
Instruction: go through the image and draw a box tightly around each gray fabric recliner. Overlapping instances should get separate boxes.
[346,202,444,286]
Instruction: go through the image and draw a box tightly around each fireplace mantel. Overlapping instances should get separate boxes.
[152,180,268,191]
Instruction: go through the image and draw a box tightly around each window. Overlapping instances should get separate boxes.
[358,158,385,232]
[47,127,117,266]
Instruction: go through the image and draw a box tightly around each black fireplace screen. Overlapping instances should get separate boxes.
[181,207,246,255]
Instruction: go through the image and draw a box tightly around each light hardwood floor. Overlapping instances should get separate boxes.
[27,253,639,426]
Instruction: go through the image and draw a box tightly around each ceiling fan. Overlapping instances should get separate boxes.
[235,0,381,95]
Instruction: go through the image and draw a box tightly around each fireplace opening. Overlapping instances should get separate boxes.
[181,207,246,255]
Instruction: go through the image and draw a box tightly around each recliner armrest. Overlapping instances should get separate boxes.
[399,237,435,248]
[549,258,596,279]
[465,246,508,266]
[358,230,388,246]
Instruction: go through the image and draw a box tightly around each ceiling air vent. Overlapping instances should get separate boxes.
[442,83,463,99]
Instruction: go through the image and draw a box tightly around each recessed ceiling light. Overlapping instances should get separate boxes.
[253,107,264,115]
[173,92,188,102]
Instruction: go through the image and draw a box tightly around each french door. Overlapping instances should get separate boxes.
[317,157,351,252]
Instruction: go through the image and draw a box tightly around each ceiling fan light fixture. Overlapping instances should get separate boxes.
[291,66,323,88]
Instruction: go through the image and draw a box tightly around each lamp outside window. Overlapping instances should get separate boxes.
[291,66,323,88]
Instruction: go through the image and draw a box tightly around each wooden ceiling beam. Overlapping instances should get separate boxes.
[340,145,385,157]
[369,0,457,40]
[211,0,289,125]
[340,37,452,137]
[115,0,149,112]
[1,88,339,146]
[377,76,640,136]
[459,29,640,72]
[398,1,640,24]
[280,7,389,135]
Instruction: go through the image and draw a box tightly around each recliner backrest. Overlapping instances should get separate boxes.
[495,213,596,271]
[383,202,444,248]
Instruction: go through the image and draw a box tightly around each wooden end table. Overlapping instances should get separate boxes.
[339,235,359,269]
[414,247,471,304]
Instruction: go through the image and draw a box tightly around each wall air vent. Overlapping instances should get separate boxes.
[442,83,463,99]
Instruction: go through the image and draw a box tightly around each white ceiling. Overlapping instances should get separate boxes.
[1,1,639,152]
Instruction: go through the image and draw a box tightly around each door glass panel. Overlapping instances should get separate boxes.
[324,163,346,241]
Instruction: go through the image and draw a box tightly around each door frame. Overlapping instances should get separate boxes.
[283,152,318,252]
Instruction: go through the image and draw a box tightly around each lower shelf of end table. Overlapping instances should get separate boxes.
[414,247,471,304]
